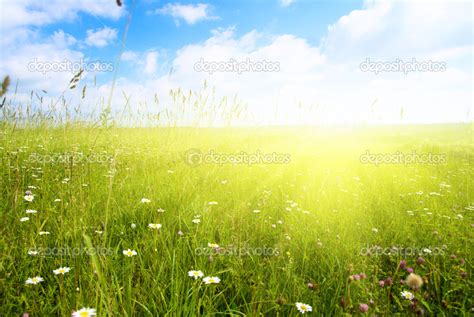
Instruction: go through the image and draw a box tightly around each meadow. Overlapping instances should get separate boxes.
[0,121,472,316]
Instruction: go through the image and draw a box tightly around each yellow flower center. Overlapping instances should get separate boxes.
[80,312,89,317]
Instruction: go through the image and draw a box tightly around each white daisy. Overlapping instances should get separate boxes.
[148,223,162,229]
[157,208,165,212]
[53,267,71,275]
[123,249,137,257]
[208,243,219,249]
[203,276,220,284]
[25,276,44,285]
[24,195,34,202]
[296,302,312,314]
[26,209,38,214]
[141,198,151,204]
[188,270,204,279]
[28,250,39,256]
[192,218,201,224]
[39,231,50,235]
[72,307,96,317]
[20,217,30,222]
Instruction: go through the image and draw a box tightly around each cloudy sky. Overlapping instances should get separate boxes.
[0,0,472,125]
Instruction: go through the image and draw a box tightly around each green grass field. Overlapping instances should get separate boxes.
[1,124,472,316]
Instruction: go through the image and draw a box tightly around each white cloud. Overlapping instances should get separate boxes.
[100,0,472,125]
[144,51,159,75]
[121,51,138,61]
[279,0,295,7]
[85,27,118,47]
[2,0,472,126]
[0,0,124,30]
[152,3,218,25]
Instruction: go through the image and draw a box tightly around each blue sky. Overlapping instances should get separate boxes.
[0,0,472,125]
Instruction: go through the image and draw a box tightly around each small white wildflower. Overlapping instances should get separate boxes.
[188,270,204,279]
[72,307,96,317]
[296,302,312,314]
[28,250,39,256]
[203,276,220,284]
[53,267,71,275]
[25,276,44,285]
[400,290,415,300]
[123,249,137,257]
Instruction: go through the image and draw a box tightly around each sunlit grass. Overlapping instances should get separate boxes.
[1,123,472,315]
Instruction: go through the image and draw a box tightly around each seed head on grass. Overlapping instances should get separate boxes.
[405,273,423,290]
